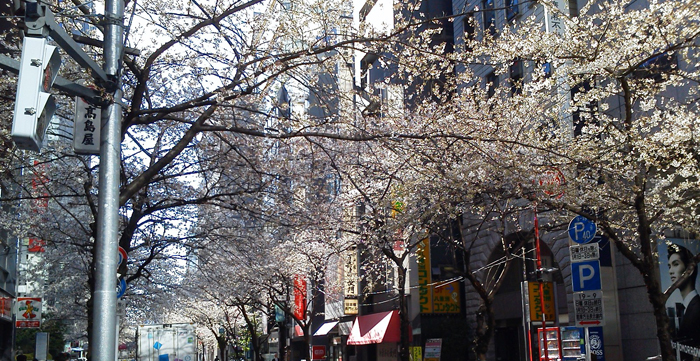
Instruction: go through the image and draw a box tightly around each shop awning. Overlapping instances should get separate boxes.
[347,310,410,345]
[313,321,339,336]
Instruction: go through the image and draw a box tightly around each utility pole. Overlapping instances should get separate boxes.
[92,1,125,361]
[2,0,126,359]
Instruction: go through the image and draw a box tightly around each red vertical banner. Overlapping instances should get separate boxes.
[293,275,307,321]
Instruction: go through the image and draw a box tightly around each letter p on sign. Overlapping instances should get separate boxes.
[571,260,601,292]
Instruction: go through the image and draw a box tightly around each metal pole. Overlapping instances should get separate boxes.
[585,327,591,361]
[92,0,124,360]
[534,204,549,361]
[522,280,533,361]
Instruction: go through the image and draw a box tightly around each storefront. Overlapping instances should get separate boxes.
[346,311,409,361]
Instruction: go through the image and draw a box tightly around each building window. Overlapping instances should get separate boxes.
[510,58,523,95]
[360,59,372,90]
[486,71,499,98]
[506,0,519,21]
[482,0,496,36]
[463,14,476,51]
[568,0,579,17]
[541,62,552,78]
[571,80,598,137]
[632,52,677,82]
[360,52,380,91]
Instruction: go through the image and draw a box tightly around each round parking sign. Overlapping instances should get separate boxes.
[568,215,597,244]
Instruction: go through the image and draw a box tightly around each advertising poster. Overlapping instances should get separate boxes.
[658,239,700,361]
[424,338,442,361]
[16,297,42,328]
[409,346,423,361]
[588,326,605,361]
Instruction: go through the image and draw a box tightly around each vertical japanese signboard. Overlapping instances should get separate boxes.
[417,239,433,313]
[417,239,460,314]
[16,297,42,328]
[528,282,556,323]
[410,346,423,361]
[544,0,568,36]
[73,96,101,154]
[344,248,358,315]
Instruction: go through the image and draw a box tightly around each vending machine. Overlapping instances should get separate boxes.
[538,327,562,361]
[561,327,585,361]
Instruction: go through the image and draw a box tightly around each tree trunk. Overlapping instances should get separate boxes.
[473,301,495,361]
[641,261,677,361]
[301,323,311,361]
[217,334,227,361]
[603,191,677,361]
[239,305,264,361]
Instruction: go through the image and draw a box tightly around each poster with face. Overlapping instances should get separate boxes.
[658,239,700,361]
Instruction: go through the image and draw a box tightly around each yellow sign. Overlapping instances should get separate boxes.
[344,299,358,315]
[417,240,461,314]
[417,240,433,313]
[528,281,555,322]
[432,281,460,313]
[410,346,423,361]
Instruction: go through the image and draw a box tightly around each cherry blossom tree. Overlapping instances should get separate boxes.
[0,0,388,353]
[349,1,700,360]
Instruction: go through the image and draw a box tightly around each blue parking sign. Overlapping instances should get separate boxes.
[571,260,601,291]
[568,215,597,244]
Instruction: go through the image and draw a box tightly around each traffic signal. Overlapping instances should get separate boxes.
[12,36,61,151]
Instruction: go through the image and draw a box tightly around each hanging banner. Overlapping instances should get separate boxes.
[293,275,307,321]
[16,297,42,328]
